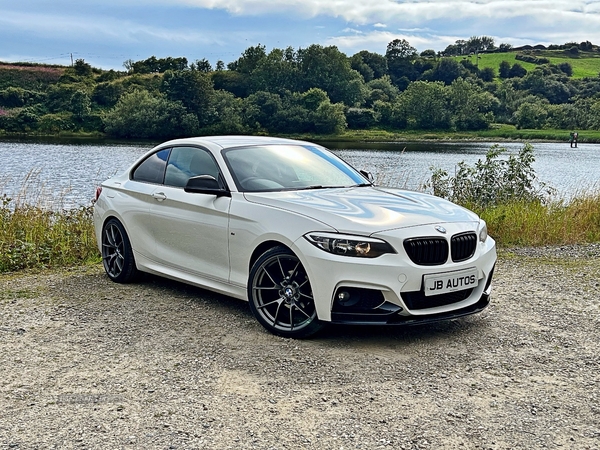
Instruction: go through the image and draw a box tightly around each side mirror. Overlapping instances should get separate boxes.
[184,175,231,197]
[359,170,374,183]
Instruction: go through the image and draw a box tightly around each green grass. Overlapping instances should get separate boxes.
[479,192,600,247]
[459,50,600,79]
[291,126,600,143]
[0,192,99,273]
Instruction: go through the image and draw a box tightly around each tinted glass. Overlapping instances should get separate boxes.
[223,144,367,192]
[132,148,170,184]
[164,147,221,188]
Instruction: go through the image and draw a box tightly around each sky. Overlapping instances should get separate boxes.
[1,0,600,71]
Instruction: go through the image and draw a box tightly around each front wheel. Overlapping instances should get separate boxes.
[248,246,324,338]
[101,218,139,283]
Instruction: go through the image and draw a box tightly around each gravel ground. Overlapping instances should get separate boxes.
[1,246,599,450]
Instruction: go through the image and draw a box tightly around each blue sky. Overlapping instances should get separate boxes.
[2,1,600,70]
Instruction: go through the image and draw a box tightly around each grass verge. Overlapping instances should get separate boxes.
[0,194,99,273]
[477,192,600,247]
[289,126,600,144]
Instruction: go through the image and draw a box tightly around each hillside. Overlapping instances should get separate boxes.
[458,49,600,79]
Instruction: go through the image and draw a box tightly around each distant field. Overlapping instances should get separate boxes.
[455,50,600,79]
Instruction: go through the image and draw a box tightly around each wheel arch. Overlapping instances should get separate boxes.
[249,240,292,272]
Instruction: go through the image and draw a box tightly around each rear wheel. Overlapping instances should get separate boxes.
[101,218,138,283]
[248,246,324,338]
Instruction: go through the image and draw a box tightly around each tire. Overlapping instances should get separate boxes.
[248,246,324,338]
[101,218,139,283]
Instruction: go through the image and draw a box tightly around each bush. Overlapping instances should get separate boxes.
[426,143,554,209]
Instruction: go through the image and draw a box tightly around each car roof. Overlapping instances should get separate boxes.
[157,135,316,150]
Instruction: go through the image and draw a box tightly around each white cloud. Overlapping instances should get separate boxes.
[0,10,221,46]
[173,0,600,25]
[373,23,387,28]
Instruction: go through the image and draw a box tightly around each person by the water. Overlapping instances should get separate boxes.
[570,131,579,148]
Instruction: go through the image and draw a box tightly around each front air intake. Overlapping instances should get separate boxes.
[403,237,448,265]
[451,232,477,262]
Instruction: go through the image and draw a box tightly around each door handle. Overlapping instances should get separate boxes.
[152,192,167,201]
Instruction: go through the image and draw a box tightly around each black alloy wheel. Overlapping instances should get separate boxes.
[248,246,323,338]
[101,218,139,283]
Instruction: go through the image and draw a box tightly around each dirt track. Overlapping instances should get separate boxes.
[1,247,599,449]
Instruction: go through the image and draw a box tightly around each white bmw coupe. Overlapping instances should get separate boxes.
[93,136,496,338]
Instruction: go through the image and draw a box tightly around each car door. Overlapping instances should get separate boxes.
[123,147,172,257]
[148,146,231,282]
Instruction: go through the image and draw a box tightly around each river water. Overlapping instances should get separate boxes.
[0,138,598,208]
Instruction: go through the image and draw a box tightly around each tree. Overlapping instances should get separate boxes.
[423,58,466,85]
[351,50,388,80]
[350,54,374,82]
[73,59,93,77]
[479,67,495,82]
[69,89,91,121]
[249,47,302,93]
[313,100,346,134]
[103,89,198,138]
[211,70,249,98]
[366,76,399,106]
[509,63,527,78]
[228,44,267,73]
[298,45,367,106]
[160,70,215,125]
[386,39,418,61]
[513,97,549,129]
[499,61,512,79]
[244,91,284,131]
[202,90,247,135]
[448,78,496,130]
[386,39,419,86]
[396,81,451,129]
[466,36,495,53]
[193,58,213,72]
[557,62,573,77]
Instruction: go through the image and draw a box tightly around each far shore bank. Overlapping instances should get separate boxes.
[2,125,600,145]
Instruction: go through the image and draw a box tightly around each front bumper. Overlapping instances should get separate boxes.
[292,224,497,324]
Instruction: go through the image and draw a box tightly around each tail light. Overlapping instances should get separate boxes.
[93,186,102,203]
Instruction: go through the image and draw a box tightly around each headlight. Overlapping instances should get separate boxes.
[478,220,488,243]
[304,232,396,258]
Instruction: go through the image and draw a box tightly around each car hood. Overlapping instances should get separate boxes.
[244,186,479,234]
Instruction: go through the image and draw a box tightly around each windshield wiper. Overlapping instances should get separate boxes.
[296,185,324,190]
[295,184,369,191]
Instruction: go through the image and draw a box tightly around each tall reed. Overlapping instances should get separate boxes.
[479,191,600,247]
[0,175,99,272]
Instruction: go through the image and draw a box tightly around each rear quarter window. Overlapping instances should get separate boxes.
[132,148,170,184]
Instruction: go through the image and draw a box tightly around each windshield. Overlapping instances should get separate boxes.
[222,144,369,192]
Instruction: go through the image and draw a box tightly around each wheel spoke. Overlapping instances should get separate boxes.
[256,298,282,310]
[288,260,300,281]
[272,300,284,326]
[262,266,279,286]
[299,291,313,300]
[253,285,278,291]
[293,303,312,320]
[289,306,294,331]
[276,256,286,279]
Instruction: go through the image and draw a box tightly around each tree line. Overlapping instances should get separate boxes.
[1,37,600,139]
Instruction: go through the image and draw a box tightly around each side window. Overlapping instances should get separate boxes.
[164,147,221,188]
[132,148,170,184]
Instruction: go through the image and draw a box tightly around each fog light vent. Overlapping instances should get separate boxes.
[332,287,385,312]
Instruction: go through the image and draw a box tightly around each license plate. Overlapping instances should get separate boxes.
[423,268,479,297]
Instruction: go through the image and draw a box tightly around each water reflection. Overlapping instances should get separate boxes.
[1,138,599,207]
